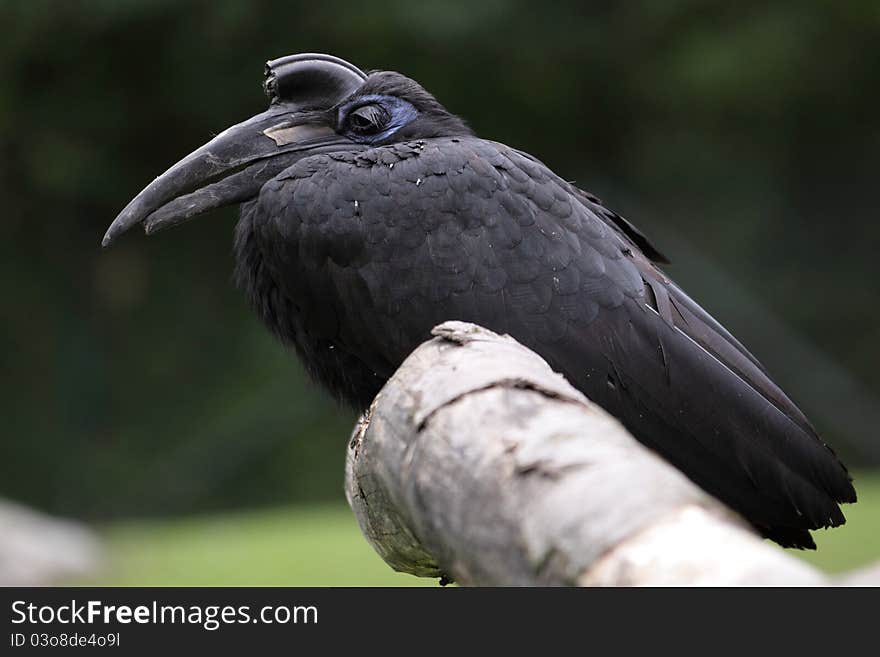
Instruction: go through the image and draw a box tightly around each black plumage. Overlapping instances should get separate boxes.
[104,53,856,549]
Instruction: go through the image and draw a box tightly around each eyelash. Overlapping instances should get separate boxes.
[347,104,388,133]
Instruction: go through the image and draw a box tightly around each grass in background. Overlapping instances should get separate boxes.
[87,504,431,586]
[82,472,880,586]
[797,470,880,574]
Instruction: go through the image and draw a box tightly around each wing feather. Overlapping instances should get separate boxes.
[245,136,855,548]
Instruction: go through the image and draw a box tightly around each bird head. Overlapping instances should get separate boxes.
[102,53,470,246]
[334,71,471,145]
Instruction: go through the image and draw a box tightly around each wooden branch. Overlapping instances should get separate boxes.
[344,321,860,586]
[0,499,101,585]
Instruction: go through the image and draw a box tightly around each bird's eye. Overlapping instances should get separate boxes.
[347,104,390,134]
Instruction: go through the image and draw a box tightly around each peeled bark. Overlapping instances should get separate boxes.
[344,321,868,586]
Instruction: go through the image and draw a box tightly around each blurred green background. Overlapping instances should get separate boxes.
[1,0,878,584]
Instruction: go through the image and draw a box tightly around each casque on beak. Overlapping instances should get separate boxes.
[102,53,366,247]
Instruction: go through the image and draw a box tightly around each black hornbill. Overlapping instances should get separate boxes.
[104,53,855,549]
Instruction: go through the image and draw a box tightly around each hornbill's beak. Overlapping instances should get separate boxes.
[102,53,366,247]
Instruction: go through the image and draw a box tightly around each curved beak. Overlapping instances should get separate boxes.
[102,53,366,247]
